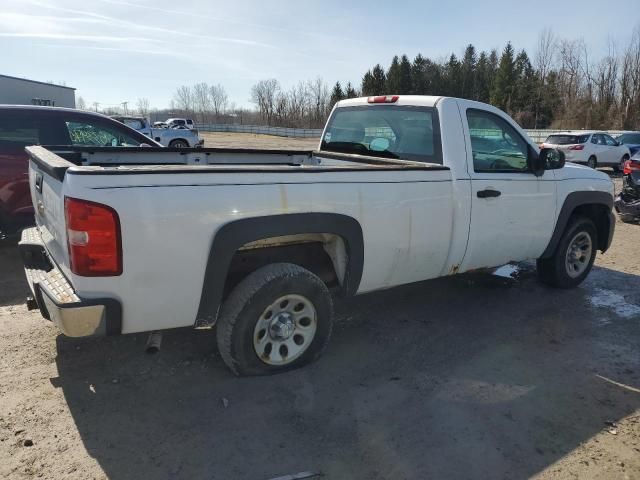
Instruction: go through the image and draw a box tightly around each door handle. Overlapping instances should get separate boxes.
[477,189,501,198]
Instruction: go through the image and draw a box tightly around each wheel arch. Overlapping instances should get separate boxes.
[541,191,614,259]
[195,213,364,328]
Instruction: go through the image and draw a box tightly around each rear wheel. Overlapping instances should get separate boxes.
[537,217,597,288]
[587,156,597,169]
[216,263,333,376]
[169,139,188,148]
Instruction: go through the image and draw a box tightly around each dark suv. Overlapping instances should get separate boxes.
[0,105,160,237]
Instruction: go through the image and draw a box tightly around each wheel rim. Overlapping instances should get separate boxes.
[253,294,317,366]
[565,231,592,278]
[173,141,186,148]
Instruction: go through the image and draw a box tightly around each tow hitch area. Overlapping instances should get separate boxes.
[26,296,38,311]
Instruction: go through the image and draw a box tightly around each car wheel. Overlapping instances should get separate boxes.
[169,139,188,148]
[216,263,333,376]
[615,154,630,173]
[587,156,597,169]
[536,216,597,289]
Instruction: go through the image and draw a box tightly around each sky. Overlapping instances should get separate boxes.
[2,0,638,110]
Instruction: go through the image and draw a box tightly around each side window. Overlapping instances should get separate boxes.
[0,116,40,152]
[603,134,617,146]
[592,134,605,145]
[65,121,141,146]
[466,109,529,172]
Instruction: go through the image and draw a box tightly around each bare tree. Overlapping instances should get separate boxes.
[172,85,194,115]
[136,97,151,117]
[192,83,210,122]
[209,84,228,120]
[306,77,329,128]
[534,28,556,128]
[250,79,281,124]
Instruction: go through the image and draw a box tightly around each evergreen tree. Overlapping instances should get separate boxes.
[399,54,413,94]
[330,81,345,108]
[474,51,492,102]
[386,56,401,93]
[411,54,428,94]
[371,64,386,94]
[361,70,375,96]
[444,54,462,97]
[491,42,516,112]
[345,82,358,98]
[513,50,537,126]
[461,44,477,100]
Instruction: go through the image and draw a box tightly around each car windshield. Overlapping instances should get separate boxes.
[545,134,590,145]
[618,133,640,144]
[321,105,442,163]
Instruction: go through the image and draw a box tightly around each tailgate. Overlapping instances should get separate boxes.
[26,147,71,274]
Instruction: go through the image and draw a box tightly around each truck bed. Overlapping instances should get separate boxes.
[27,146,448,181]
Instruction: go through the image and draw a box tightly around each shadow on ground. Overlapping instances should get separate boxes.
[50,264,640,480]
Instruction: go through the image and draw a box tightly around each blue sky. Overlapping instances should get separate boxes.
[2,0,638,109]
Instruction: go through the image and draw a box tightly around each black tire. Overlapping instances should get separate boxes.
[216,263,333,376]
[169,139,188,148]
[587,156,597,169]
[536,216,597,288]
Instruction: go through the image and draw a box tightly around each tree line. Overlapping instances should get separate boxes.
[358,27,640,130]
[78,26,640,131]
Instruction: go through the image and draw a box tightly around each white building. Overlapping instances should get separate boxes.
[0,74,75,108]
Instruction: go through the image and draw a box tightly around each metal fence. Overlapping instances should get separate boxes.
[196,123,626,143]
[524,129,626,143]
[196,123,322,138]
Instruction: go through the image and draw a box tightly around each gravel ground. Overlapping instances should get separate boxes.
[0,139,639,479]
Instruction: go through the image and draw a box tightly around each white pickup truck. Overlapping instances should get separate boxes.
[20,95,615,376]
[111,116,204,148]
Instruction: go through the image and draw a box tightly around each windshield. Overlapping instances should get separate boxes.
[545,134,590,145]
[618,133,640,144]
[321,105,442,163]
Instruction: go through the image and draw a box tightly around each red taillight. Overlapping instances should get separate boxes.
[367,95,399,104]
[569,144,584,150]
[64,197,122,276]
[624,159,640,175]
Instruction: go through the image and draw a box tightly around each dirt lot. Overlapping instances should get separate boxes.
[201,132,319,150]
[1,137,639,479]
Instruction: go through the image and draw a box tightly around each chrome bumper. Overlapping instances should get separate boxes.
[19,227,122,337]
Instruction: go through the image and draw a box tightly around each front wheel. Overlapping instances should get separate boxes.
[169,139,188,148]
[216,263,333,376]
[537,217,597,288]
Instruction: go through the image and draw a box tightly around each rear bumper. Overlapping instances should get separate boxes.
[19,227,121,337]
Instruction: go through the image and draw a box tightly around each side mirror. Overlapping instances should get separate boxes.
[527,145,546,177]
[540,147,565,170]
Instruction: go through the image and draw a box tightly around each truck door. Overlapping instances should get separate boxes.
[459,106,556,271]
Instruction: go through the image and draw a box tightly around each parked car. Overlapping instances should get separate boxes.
[541,131,630,171]
[615,131,640,158]
[112,115,203,148]
[0,105,160,238]
[20,95,615,375]
[166,118,195,129]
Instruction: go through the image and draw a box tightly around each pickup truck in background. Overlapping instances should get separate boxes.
[0,105,160,238]
[20,95,615,376]
[111,115,204,148]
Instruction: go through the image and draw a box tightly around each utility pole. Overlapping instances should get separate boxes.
[121,101,129,115]
[93,102,99,112]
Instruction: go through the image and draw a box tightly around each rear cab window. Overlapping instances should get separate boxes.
[321,105,442,164]
[65,120,143,147]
